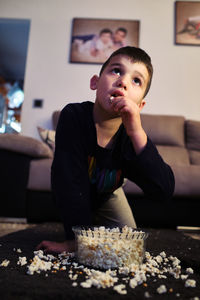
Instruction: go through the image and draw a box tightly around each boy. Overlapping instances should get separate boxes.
[112,27,127,49]
[37,47,175,253]
[75,28,113,59]
[89,28,113,58]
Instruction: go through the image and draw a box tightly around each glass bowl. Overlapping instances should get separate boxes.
[72,226,148,270]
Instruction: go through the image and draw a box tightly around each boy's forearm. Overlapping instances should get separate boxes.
[129,128,147,155]
[123,138,175,201]
[119,101,147,154]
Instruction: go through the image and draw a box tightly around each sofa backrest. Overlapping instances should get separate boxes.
[185,120,200,151]
[141,114,185,147]
[185,120,200,165]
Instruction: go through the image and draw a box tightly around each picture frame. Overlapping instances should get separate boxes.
[175,1,200,46]
[70,18,140,64]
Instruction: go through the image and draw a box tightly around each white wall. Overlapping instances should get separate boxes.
[0,0,200,138]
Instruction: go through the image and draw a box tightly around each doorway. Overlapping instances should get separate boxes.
[0,18,30,133]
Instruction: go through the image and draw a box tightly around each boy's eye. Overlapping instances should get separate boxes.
[133,77,141,86]
[111,68,121,75]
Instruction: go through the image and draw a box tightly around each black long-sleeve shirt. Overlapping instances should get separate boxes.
[51,101,175,239]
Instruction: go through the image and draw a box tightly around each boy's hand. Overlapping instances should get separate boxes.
[110,96,147,154]
[36,240,75,254]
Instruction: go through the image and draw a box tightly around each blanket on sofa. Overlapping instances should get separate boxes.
[0,223,199,300]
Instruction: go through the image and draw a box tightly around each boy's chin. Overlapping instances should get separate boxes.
[109,109,121,119]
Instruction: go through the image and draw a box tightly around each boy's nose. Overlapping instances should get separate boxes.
[116,76,128,90]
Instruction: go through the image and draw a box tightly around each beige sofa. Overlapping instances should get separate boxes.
[0,111,200,227]
[124,114,200,197]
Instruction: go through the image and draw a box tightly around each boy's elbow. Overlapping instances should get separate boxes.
[147,172,175,202]
[157,164,175,201]
[156,174,175,201]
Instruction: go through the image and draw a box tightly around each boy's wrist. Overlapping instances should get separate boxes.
[129,129,147,155]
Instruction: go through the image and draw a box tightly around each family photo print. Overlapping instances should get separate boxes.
[70,18,140,64]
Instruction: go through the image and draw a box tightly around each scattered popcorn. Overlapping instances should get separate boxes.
[113,284,127,295]
[158,274,167,279]
[72,282,78,287]
[185,279,196,288]
[181,274,188,280]
[155,255,163,264]
[129,278,139,289]
[168,265,181,279]
[118,266,129,275]
[27,254,53,275]
[80,268,118,289]
[69,273,78,280]
[0,259,10,267]
[17,256,27,266]
[157,284,167,294]
[186,267,194,274]
[169,256,181,267]
[160,251,166,258]
[53,262,60,270]
[17,248,22,253]
[144,291,151,298]
[80,280,92,288]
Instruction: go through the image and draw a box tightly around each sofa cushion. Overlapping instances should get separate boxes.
[0,133,53,158]
[186,120,200,151]
[156,145,190,166]
[141,114,185,147]
[27,158,52,191]
[188,150,200,165]
[171,165,200,196]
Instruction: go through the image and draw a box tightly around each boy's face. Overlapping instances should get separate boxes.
[113,30,126,43]
[90,55,149,115]
[100,33,112,44]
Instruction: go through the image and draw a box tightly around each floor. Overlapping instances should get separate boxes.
[0,222,36,237]
[0,222,200,240]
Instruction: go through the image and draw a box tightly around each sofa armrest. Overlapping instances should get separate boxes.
[0,133,53,158]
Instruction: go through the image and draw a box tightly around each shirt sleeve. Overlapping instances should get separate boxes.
[122,137,175,201]
[51,105,92,240]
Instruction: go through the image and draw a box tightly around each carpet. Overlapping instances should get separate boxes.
[0,223,199,300]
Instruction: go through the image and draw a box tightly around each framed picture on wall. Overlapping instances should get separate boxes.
[175,1,200,46]
[70,18,140,64]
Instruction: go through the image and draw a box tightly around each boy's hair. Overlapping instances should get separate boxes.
[99,46,153,98]
[99,28,112,36]
[116,27,127,35]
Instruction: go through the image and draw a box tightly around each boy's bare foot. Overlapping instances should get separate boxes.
[36,240,75,254]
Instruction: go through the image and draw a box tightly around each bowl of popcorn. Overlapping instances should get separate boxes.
[72,225,148,270]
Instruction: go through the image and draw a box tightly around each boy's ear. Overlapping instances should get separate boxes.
[138,99,146,111]
[90,75,99,90]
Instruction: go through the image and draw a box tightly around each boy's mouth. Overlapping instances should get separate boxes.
[109,91,124,103]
